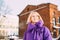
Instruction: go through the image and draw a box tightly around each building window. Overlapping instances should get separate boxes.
[0,25,1,27]
[20,22,25,28]
[52,12,55,16]
[58,17,60,24]
[27,8,29,11]
[52,17,56,26]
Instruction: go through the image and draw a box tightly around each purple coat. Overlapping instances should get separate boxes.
[23,20,52,40]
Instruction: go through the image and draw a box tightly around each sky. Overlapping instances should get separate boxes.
[1,0,60,15]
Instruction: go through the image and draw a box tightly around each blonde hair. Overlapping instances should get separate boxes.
[26,11,44,24]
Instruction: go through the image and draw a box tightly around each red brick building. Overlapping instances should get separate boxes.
[18,3,60,38]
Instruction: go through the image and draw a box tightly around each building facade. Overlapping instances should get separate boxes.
[18,3,60,38]
[0,15,19,39]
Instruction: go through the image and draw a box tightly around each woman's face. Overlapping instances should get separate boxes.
[31,14,40,23]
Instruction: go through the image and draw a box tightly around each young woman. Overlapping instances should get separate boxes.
[23,11,52,40]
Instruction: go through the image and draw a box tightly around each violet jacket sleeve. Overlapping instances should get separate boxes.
[43,27,52,40]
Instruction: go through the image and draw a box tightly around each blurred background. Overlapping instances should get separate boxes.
[0,0,60,40]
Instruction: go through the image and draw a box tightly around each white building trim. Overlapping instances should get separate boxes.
[53,26,60,28]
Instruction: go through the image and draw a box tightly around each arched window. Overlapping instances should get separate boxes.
[52,17,56,26]
[58,17,60,23]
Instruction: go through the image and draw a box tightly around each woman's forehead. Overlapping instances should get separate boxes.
[31,12,40,16]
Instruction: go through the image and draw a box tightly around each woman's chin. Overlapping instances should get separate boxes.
[33,21,38,23]
[31,20,39,23]
[35,20,39,22]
